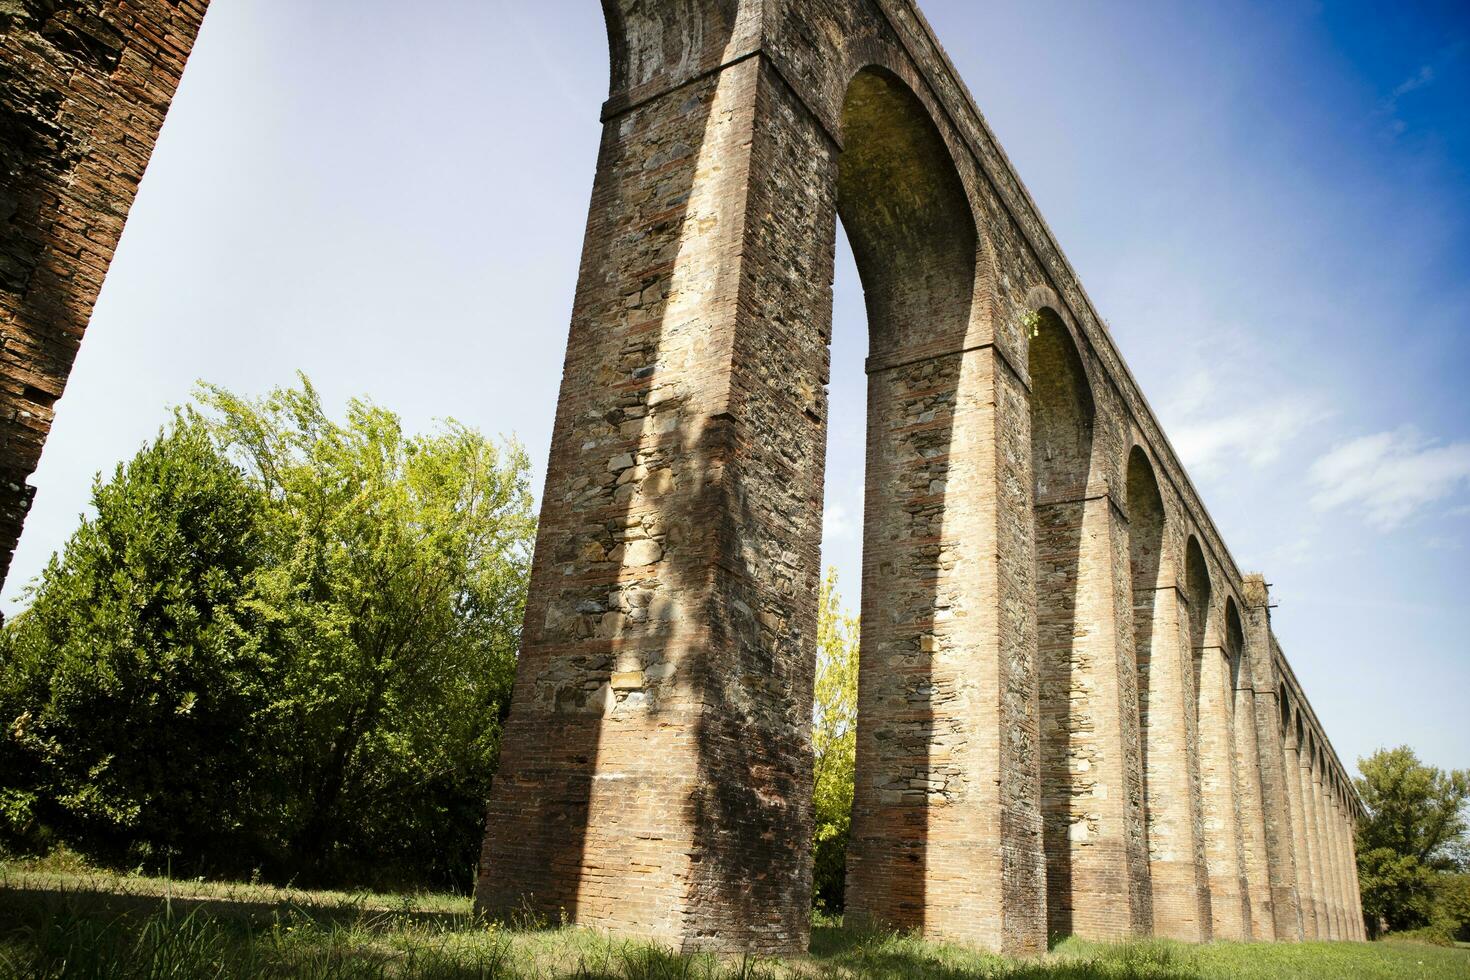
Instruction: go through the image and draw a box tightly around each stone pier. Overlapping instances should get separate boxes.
[0,0,1367,955]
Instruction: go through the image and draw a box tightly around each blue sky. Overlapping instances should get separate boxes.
[6,0,1466,777]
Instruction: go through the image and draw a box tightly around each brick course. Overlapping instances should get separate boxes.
[472,0,1366,954]
[474,0,1367,953]
[0,0,1366,955]
[0,0,210,585]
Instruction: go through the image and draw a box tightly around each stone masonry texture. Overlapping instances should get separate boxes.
[473,0,1367,955]
[1,0,210,586]
[0,0,1367,957]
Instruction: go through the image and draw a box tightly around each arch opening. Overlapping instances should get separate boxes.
[1125,448,1215,940]
[836,67,977,351]
[1029,308,1102,938]
[1127,446,1165,744]
[1224,594,1273,939]
[832,65,981,936]
[1125,447,1166,876]
[1184,536,1212,655]
[1225,599,1245,699]
[1030,310,1096,501]
[1187,535,1250,937]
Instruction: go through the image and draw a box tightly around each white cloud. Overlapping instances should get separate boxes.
[1146,322,1331,481]
[821,486,865,547]
[1390,64,1435,99]
[1169,395,1329,476]
[1308,427,1470,530]
[1160,359,1329,477]
[822,501,854,542]
[1377,44,1463,134]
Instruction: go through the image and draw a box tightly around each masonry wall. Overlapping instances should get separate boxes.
[474,0,1366,955]
[1,0,209,586]
[1229,605,1275,941]
[839,64,1017,946]
[0,0,1366,955]
[477,35,835,950]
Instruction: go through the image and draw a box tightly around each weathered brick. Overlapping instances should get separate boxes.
[0,0,210,586]
[0,0,1366,952]
[472,0,1367,954]
[474,0,1368,955]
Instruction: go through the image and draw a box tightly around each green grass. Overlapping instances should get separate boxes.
[1,859,1466,978]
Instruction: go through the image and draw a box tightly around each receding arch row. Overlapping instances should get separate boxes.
[1278,684,1363,940]
[1279,684,1359,810]
[834,66,1215,951]
[0,0,1371,954]
[498,7,1361,947]
[412,0,1375,954]
[836,60,1278,657]
[824,63,1367,952]
[1013,294,1257,620]
[1022,311,1299,945]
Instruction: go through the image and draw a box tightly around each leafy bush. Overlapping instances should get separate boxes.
[0,377,535,891]
[0,419,279,865]
[1358,846,1437,934]
[1433,872,1470,943]
[1383,923,1456,947]
[197,376,534,887]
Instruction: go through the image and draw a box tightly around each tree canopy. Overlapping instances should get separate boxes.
[0,418,273,863]
[0,376,535,889]
[1355,745,1470,938]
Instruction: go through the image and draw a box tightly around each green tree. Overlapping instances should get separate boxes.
[1,377,536,889]
[811,567,858,912]
[1434,873,1470,943]
[197,375,535,886]
[1355,746,1470,935]
[1357,847,1437,935]
[0,419,277,867]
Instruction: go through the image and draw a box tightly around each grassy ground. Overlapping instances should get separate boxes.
[1,857,1466,978]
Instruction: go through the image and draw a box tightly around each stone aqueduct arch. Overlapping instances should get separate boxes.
[1,0,1367,958]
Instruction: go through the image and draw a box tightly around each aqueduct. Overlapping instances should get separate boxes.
[1,0,1366,957]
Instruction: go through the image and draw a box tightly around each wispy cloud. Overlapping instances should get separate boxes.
[1309,427,1470,530]
[1160,364,1330,477]
[1169,395,1330,476]
[1264,531,1316,568]
[1391,64,1436,99]
[822,501,854,542]
[1377,43,1465,135]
